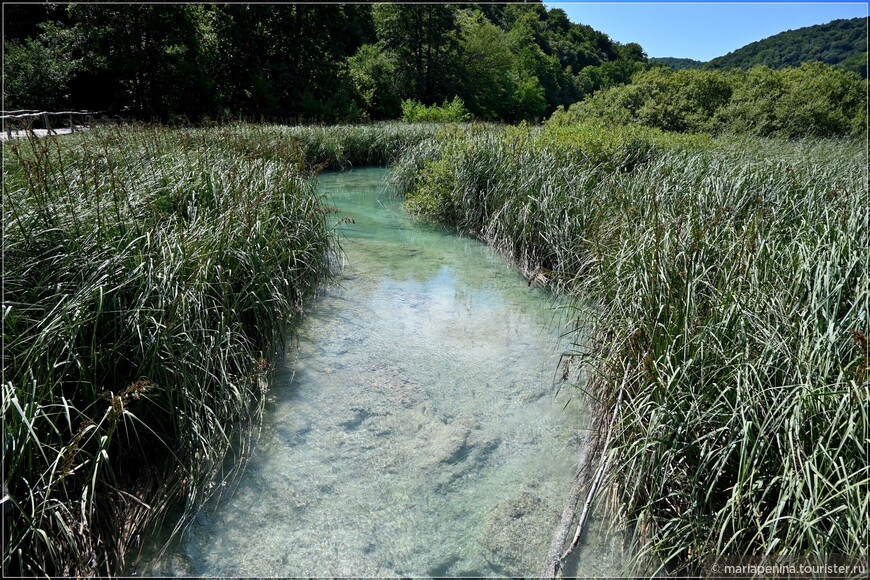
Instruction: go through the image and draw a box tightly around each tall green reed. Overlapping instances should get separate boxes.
[211,121,445,171]
[392,125,868,574]
[3,125,338,576]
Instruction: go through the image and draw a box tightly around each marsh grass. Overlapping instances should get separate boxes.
[2,124,354,576]
[270,122,444,170]
[393,125,869,574]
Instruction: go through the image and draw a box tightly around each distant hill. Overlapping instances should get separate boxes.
[649,57,704,70]
[707,17,868,78]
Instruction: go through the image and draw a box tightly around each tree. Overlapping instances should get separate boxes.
[617,42,647,63]
[455,10,516,119]
[372,3,459,105]
[718,66,786,136]
[348,43,401,119]
[635,68,732,132]
[512,76,548,121]
[507,11,569,119]
[3,22,77,110]
[70,4,214,119]
[774,62,866,137]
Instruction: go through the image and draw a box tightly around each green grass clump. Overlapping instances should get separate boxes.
[394,123,710,278]
[3,126,337,576]
[393,124,868,574]
[274,122,444,170]
[401,97,472,123]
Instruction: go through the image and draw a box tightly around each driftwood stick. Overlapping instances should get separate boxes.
[560,437,611,562]
[553,384,625,575]
[540,381,626,578]
[540,465,586,578]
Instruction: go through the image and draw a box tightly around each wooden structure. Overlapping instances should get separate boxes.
[1,109,114,139]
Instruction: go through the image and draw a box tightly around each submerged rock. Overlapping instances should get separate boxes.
[414,415,501,490]
[368,364,424,408]
[482,491,560,576]
[338,406,384,431]
[423,416,474,466]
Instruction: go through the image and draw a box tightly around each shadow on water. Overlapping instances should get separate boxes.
[135,167,624,577]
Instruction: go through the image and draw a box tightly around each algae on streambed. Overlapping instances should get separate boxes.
[138,167,623,577]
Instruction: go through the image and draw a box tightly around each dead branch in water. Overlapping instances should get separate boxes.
[541,382,624,578]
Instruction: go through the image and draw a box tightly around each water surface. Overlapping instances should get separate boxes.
[141,167,622,577]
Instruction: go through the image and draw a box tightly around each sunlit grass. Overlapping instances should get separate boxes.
[231,121,448,170]
[393,125,869,574]
[4,123,432,576]
[5,120,865,576]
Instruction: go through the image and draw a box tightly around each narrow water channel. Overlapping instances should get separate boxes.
[140,167,623,577]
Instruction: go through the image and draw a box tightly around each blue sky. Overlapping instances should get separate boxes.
[543,1,869,61]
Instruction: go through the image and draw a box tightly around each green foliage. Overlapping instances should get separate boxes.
[69,4,218,120]
[721,62,868,138]
[392,125,869,574]
[649,57,705,70]
[454,10,517,120]
[348,43,401,120]
[401,97,471,123]
[554,63,867,139]
[837,50,869,79]
[2,22,78,110]
[194,4,371,123]
[4,3,644,123]
[511,77,548,121]
[707,17,868,78]
[582,57,646,91]
[635,68,732,133]
[372,3,460,106]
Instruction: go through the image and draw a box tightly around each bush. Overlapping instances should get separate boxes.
[721,62,868,138]
[401,96,472,123]
[2,23,77,110]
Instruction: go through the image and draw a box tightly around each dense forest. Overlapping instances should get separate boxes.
[707,17,868,77]
[6,5,866,125]
[648,57,704,70]
[3,1,649,122]
[648,18,867,79]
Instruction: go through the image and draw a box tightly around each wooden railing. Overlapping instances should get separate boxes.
[1,109,119,139]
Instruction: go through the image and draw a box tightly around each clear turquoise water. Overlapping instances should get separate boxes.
[138,167,623,577]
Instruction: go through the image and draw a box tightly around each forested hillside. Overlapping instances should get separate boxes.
[707,17,867,77]
[649,57,704,70]
[550,63,867,139]
[3,1,648,122]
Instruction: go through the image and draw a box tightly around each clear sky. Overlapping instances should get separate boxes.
[543,1,869,61]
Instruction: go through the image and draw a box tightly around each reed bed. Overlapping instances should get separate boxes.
[248,122,446,170]
[1,124,350,576]
[392,125,869,574]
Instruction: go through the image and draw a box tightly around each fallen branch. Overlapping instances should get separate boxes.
[560,385,624,565]
[540,464,586,578]
[541,381,624,578]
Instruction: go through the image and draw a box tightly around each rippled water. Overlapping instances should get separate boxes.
[138,167,623,577]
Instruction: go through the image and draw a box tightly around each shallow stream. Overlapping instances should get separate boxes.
[139,167,623,577]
